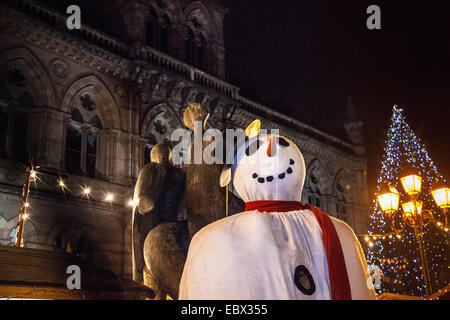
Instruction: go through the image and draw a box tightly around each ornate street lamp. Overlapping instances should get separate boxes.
[377,171,448,297]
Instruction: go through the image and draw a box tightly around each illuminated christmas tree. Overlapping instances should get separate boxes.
[367,105,449,297]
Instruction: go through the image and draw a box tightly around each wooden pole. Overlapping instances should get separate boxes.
[15,162,33,248]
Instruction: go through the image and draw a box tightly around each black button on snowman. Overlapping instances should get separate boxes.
[294,265,316,296]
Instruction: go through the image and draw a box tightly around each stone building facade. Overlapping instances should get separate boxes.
[0,0,370,277]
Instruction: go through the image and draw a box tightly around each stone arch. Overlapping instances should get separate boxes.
[0,46,56,107]
[61,74,121,130]
[141,103,183,145]
[22,219,39,246]
[305,159,331,195]
[184,1,220,42]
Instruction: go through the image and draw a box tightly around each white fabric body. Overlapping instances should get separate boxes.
[179,209,332,300]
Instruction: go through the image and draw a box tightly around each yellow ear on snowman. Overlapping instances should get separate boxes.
[245,119,261,139]
[220,167,231,187]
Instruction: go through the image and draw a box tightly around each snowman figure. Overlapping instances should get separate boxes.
[179,122,376,300]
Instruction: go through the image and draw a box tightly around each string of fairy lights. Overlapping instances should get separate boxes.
[358,232,403,248]
[367,106,448,297]
[31,172,138,205]
[16,166,138,238]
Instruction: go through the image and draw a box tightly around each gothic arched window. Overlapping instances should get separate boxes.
[185,28,196,66]
[159,14,171,53]
[71,108,84,123]
[90,115,102,129]
[86,133,97,178]
[11,112,29,162]
[146,7,158,47]
[65,107,102,178]
[146,9,172,53]
[196,33,206,69]
[18,92,35,107]
[65,126,82,174]
[0,89,34,163]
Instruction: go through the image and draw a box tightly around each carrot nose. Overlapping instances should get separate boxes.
[267,136,275,157]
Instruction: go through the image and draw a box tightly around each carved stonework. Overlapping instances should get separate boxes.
[184,87,200,104]
[142,72,174,100]
[115,85,126,98]
[142,104,182,145]
[50,59,70,79]
[141,92,150,105]
[171,81,189,104]
[195,92,209,106]
[80,92,96,111]
[186,8,207,36]
[0,6,129,79]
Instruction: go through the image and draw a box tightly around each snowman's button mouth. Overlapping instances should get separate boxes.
[252,160,294,182]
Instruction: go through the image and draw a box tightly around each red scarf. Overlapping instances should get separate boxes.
[245,200,352,300]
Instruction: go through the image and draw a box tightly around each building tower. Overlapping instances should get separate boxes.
[344,94,365,156]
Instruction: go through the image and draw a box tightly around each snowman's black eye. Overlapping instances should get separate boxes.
[277,137,290,147]
[246,139,262,156]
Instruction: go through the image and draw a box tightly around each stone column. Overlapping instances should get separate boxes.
[46,109,70,171]
[104,128,119,182]
[80,124,90,174]
[32,107,49,164]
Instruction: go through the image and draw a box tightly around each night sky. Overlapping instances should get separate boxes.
[223,0,450,195]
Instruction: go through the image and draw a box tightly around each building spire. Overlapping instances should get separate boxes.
[343,94,365,155]
[345,94,359,123]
